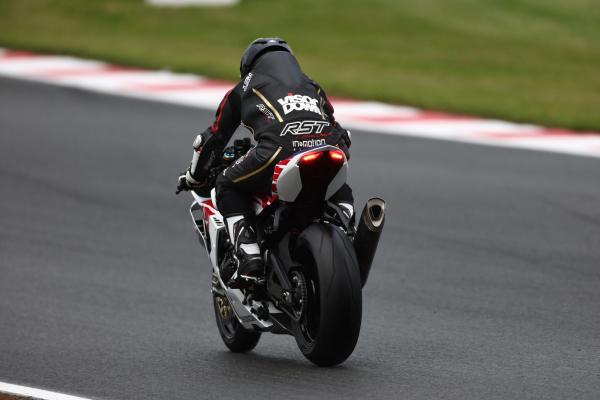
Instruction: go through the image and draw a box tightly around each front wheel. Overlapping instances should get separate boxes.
[294,224,363,366]
[213,292,261,353]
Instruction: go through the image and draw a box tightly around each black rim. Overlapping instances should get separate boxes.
[290,270,307,320]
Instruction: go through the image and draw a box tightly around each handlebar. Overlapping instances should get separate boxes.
[176,137,253,195]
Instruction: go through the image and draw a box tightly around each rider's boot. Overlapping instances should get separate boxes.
[225,215,263,281]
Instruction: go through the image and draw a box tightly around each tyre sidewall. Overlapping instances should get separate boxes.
[295,223,362,366]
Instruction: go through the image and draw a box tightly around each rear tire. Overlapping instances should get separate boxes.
[294,224,362,366]
[213,293,261,353]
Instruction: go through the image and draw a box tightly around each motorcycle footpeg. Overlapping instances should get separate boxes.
[251,303,270,321]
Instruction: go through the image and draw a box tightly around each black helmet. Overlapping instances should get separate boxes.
[240,38,292,77]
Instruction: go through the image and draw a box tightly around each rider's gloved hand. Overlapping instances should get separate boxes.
[176,171,191,194]
[176,170,207,194]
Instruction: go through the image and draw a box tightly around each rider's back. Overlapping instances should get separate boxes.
[240,51,341,153]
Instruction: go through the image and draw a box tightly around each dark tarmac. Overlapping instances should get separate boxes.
[1,77,599,399]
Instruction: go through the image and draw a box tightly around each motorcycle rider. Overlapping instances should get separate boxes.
[178,38,353,281]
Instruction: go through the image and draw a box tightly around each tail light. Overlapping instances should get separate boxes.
[300,152,323,164]
[329,149,345,163]
[299,149,345,166]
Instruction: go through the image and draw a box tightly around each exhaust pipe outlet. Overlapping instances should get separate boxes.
[354,197,386,288]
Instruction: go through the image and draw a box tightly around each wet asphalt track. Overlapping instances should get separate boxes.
[1,76,599,400]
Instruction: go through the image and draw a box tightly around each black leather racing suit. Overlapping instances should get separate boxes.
[190,50,353,217]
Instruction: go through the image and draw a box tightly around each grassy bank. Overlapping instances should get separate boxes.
[1,0,599,130]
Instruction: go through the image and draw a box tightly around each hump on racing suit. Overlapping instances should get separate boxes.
[187,50,351,183]
[241,51,350,154]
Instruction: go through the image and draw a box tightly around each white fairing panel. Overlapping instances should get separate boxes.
[325,161,348,199]
[276,162,302,202]
[191,190,224,269]
[276,146,348,203]
[207,215,224,268]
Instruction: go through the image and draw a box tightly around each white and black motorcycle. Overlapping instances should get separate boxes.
[182,139,385,366]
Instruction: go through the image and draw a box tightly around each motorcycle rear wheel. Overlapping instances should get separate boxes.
[213,293,261,353]
[294,224,362,366]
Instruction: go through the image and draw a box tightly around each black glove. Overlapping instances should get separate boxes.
[176,172,190,194]
[175,170,203,194]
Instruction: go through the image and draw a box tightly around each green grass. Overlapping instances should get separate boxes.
[1,0,599,130]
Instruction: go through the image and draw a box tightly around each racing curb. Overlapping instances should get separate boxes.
[1,47,599,159]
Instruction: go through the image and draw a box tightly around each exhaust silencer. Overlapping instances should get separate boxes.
[354,197,386,288]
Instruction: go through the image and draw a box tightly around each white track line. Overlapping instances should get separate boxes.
[0,381,95,400]
[1,47,599,159]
